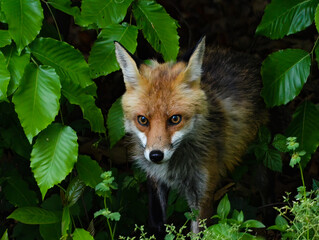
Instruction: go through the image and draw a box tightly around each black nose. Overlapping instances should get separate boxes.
[149,150,164,163]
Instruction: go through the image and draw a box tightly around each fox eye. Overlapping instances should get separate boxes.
[168,115,182,125]
[137,115,149,126]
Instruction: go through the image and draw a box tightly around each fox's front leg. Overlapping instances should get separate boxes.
[147,177,169,239]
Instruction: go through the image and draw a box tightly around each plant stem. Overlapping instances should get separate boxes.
[104,197,114,240]
[42,0,62,41]
[298,162,307,200]
[298,162,309,240]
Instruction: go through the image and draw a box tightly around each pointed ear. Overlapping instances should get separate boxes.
[114,42,141,89]
[184,36,206,85]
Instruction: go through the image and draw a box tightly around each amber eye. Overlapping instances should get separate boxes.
[168,115,182,125]
[137,115,149,126]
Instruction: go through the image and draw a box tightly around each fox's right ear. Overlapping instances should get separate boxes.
[114,42,141,89]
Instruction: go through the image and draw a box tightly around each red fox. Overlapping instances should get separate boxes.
[115,37,267,235]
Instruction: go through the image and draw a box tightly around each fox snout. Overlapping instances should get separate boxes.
[149,150,164,163]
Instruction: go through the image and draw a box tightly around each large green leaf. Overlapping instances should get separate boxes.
[0,30,11,47]
[81,0,134,28]
[62,83,105,132]
[256,0,319,39]
[107,97,125,148]
[73,228,94,240]
[132,0,179,61]
[89,22,138,78]
[7,207,60,224]
[12,64,61,143]
[261,49,311,107]
[4,170,38,207]
[1,0,43,54]
[30,123,78,199]
[1,45,30,96]
[30,37,93,87]
[0,51,10,101]
[286,101,319,167]
[39,223,60,240]
[76,155,103,189]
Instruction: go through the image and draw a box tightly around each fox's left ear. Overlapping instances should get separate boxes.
[114,42,141,89]
[183,36,206,85]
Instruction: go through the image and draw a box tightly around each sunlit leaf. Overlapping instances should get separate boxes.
[30,123,78,199]
[256,0,319,39]
[132,0,179,61]
[1,45,30,96]
[12,64,61,143]
[261,49,310,107]
[89,22,138,78]
[1,0,43,54]
[30,37,92,87]
[81,0,134,28]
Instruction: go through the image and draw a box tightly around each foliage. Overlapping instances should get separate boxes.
[257,0,319,166]
[0,0,178,239]
[268,138,319,239]
[120,195,265,240]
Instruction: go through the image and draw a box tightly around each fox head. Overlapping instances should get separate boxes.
[115,37,208,164]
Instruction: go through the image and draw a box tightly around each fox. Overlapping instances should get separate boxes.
[114,36,268,236]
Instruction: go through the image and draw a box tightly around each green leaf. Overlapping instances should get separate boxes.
[94,209,121,221]
[76,155,103,189]
[1,45,30,96]
[30,37,92,88]
[263,148,282,172]
[89,22,138,78]
[315,4,319,33]
[73,228,94,240]
[217,194,230,220]
[47,0,80,17]
[7,207,60,224]
[61,206,71,236]
[107,96,125,148]
[132,0,179,61]
[164,234,175,240]
[286,101,319,167]
[65,177,86,207]
[261,49,311,107]
[81,0,134,28]
[62,83,105,133]
[1,229,8,240]
[0,51,10,102]
[12,64,61,143]
[241,219,265,229]
[256,0,319,39]
[275,215,288,231]
[0,30,11,47]
[30,123,78,199]
[1,0,43,54]
[4,173,38,207]
[272,134,289,152]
